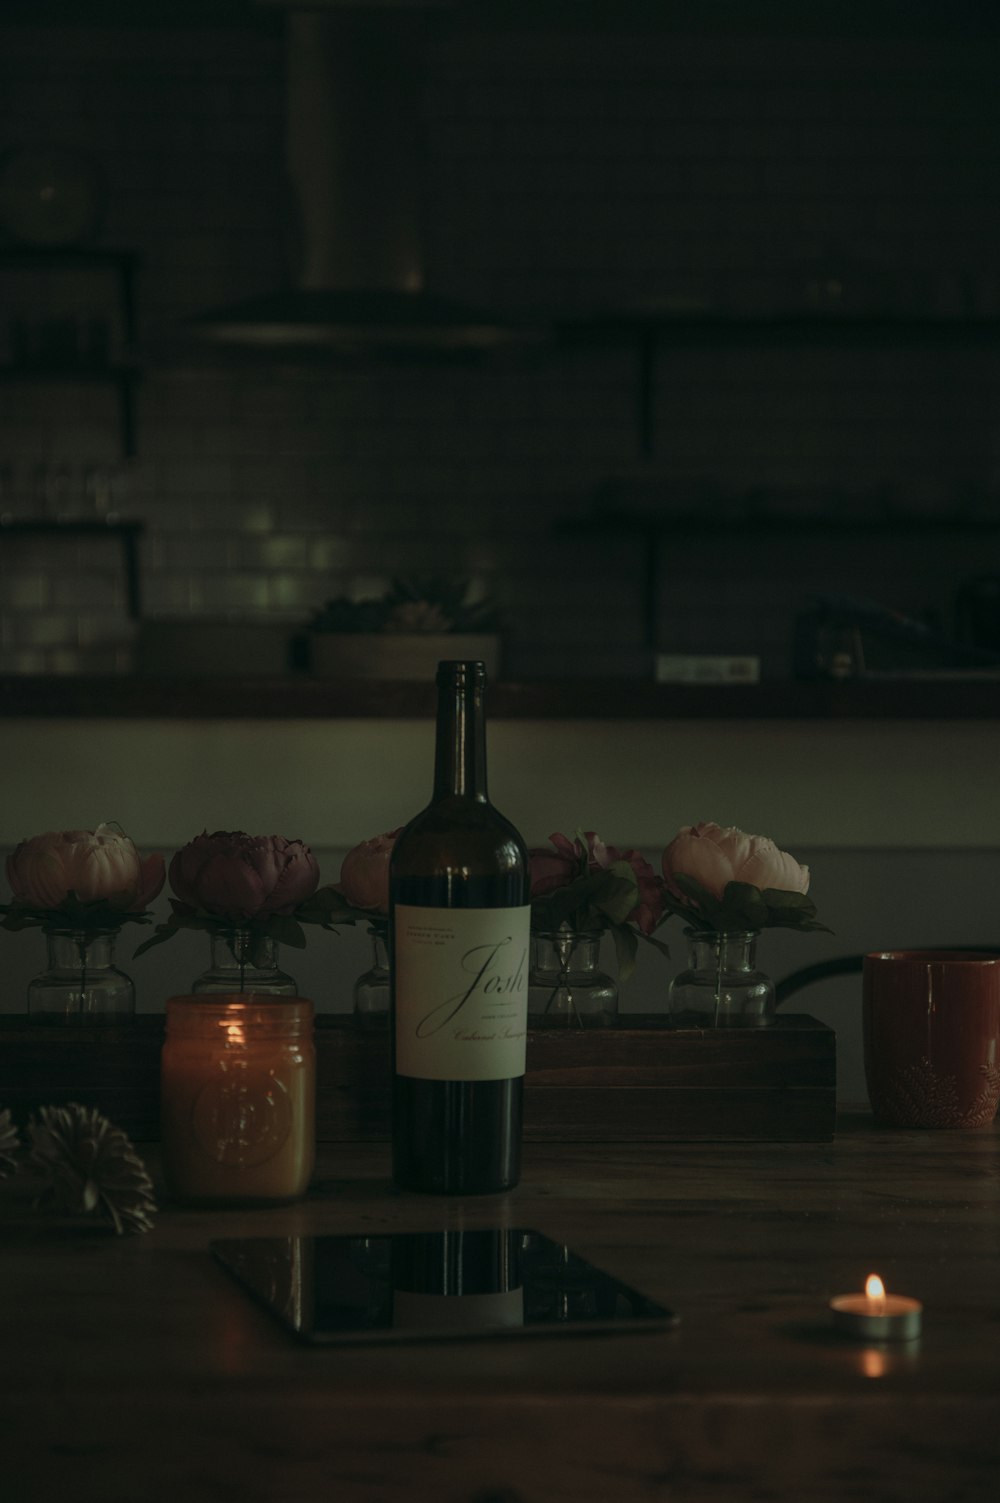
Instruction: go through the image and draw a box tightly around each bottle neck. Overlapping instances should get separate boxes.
[432,665,488,802]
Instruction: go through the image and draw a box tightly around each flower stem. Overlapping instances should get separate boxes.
[714,934,723,1028]
[542,968,582,1025]
[77,934,88,1015]
[227,930,248,993]
[548,931,583,1027]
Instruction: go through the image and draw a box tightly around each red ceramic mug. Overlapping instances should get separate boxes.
[863,951,1000,1128]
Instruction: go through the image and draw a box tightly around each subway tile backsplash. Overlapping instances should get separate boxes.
[2,10,1000,678]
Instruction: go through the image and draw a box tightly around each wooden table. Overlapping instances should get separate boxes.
[3,1117,999,1502]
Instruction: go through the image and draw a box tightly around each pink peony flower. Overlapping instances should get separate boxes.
[6,824,165,912]
[338,829,402,914]
[169,831,320,923]
[661,822,810,904]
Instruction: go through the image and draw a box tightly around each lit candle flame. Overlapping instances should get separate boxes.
[865,1273,887,1308]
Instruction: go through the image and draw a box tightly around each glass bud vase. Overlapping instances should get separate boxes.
[28,930,135,1025]
[354,920,389,1029]
[668,930,775,1028]
[191,930,298,997]
[528,928,618,1028]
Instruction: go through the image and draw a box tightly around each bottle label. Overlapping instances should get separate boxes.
[392,1287,525,1332]
[394,904,531,1081]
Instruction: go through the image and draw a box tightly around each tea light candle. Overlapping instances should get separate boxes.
[830,1273,922,1341]
[161,994,315,1205]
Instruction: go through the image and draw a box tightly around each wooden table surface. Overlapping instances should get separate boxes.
[3,1116,1000,1503]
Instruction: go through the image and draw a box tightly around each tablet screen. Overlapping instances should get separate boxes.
[212,1228,677,1346]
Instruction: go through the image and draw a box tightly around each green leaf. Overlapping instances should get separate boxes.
[0,905,46,933]
[591,869,639,927]
[1,899,154,938]
[296,885,377,929]
[761,888,813,912]
[534,872,603,930]
[299,886,354,921]
[532,865,639,933]
[168,910,221,937]
[760,887,833,934]
[132,904,225,956]
[772,912,834,934]
[656,891,699,924]
[715,880,769,931]
[132,920,183,958]
[263,914,308,950]
[610,923,639,983]
[672,873,719,911]
[637,930,671,961]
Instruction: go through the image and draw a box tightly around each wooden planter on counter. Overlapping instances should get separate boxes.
[0,1013,836,1143]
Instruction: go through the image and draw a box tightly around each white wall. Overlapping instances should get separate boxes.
[2,716,999,850]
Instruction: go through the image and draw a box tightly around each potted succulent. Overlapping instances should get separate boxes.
[305,576,502,680]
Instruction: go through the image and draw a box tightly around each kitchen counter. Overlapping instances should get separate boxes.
[3,1119,999,1501]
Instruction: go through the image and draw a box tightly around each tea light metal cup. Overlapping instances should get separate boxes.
[830,1273,922,1342]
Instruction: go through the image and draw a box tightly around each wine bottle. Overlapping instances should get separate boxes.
[390,660,530,1194]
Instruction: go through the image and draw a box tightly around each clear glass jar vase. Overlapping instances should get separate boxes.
[28,930,135,1025]
[354,920,389,1029]
[668,930,775,1028]
[528,928,618,1028]
[191,930,298,997]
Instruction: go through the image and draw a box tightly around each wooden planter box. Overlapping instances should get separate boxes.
[0,1013,836,1144]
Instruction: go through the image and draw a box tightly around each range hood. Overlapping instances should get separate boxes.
[194,8,529,353]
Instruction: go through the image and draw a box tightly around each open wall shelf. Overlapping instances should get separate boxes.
[555,311,1000,457]
[0,246,141,457]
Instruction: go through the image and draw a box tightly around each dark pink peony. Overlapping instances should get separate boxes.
[528,842,579,898]
[338,829,402,914]
[168,831,320,923]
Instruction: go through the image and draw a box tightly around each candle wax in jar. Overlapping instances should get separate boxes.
[161,995,315,1204]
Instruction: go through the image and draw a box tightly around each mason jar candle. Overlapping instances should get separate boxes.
[161,994,315,1205]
